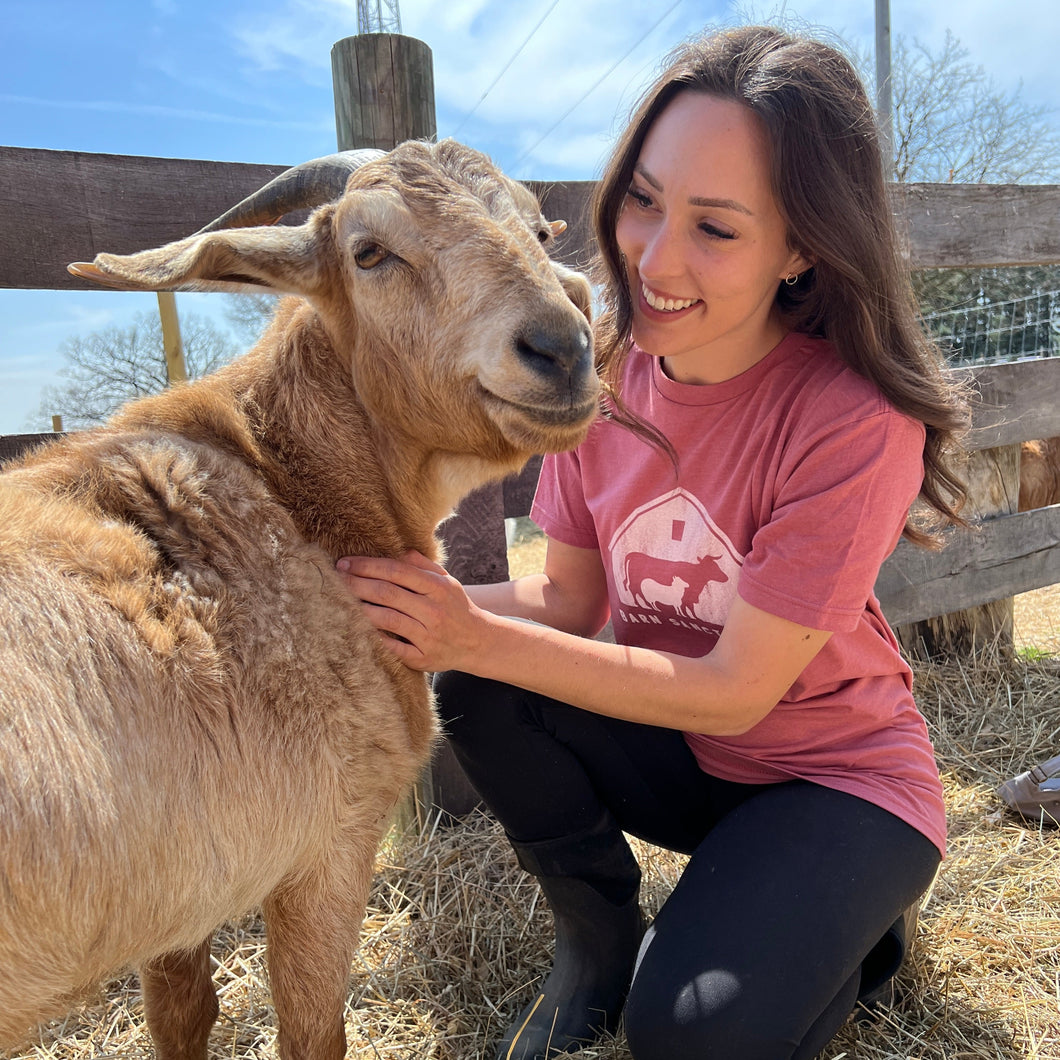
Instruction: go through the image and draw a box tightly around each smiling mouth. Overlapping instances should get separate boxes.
[642,283,700,313]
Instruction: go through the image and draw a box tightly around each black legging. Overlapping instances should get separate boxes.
[435,670,941,1060]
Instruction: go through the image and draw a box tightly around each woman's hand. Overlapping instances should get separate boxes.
[336,551,484,671]
[337,549,831,737]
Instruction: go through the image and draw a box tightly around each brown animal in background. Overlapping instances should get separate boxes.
[0,140,598,1059]
[1019,437,1060,511]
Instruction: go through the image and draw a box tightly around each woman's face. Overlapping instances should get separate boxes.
[615,91,809,384]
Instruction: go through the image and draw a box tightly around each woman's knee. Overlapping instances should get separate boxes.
[625,970,812,1060]
[625,960,782,1060]
[624,920,826,1060]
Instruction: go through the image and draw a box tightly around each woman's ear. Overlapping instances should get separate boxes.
[782,245,815,283]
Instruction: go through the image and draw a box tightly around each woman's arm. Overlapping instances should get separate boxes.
[462,536,611,637]
[337,541,830,737]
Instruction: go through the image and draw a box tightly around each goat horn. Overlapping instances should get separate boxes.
[195,148,387,234]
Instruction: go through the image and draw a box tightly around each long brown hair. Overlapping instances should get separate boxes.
[591,25,969,545]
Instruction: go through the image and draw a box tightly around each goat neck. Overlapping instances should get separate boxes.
[236,299,457,563]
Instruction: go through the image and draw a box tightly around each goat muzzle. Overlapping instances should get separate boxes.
[514,318,593,383]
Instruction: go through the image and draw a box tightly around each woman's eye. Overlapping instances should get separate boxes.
[626,187,653,209]
[354,242,389,269]
[700,223,736,240]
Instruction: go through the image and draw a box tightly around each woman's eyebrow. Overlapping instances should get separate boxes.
[634,163,753,216]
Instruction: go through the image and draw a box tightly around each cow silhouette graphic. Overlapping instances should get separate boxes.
[622,550,729,619]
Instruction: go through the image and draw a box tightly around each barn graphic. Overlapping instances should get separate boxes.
[608,488,742,628]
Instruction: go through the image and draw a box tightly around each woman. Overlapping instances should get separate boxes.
[339,25,969,1060]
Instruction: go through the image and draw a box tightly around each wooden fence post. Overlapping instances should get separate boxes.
[330,34,436,151]
[156,292,188,384]
[330,34,482,818]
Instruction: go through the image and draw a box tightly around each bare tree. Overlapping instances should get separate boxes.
[224,294,279,345]
[37,311,238,430]
[891,30,1060,185]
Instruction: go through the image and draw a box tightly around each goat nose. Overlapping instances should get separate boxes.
[514,317,592,378]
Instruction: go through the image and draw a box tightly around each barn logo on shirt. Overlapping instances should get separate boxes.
[608,488,742,634]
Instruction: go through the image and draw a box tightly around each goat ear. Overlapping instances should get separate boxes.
[68,218,334,298]
[551,261,593,323]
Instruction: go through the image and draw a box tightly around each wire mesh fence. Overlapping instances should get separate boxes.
[923,289,1060,365]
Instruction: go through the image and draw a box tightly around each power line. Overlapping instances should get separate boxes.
[511,0,683,172]
[450,0,563,138]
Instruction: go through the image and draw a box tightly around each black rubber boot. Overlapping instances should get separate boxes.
[856,901,920,1016]
[495,814,646,1060]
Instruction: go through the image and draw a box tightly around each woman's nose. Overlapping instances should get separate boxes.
[638,222,684,282]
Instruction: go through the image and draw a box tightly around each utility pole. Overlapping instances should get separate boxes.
[875,0,894,171]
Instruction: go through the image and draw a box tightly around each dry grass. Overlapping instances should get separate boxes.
[4,530,1059,1060]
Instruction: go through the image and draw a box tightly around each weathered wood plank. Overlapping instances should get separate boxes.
[877,505,1060,625]
[3,147,1058,289]
[519,181,1060,271]
[331,36,369,148]
[0,433,57,464]
[0,148,289,291]
[892,182,1060,269]
[894,442,1020,655]
[490,361,1060,516]
[970,359,1060,449]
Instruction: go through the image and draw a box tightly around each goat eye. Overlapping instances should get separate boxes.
[354,243,389,270]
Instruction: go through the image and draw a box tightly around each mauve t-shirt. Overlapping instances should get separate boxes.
[531,332,946,857]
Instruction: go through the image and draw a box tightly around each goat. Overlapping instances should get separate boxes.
[0,139,598,1059]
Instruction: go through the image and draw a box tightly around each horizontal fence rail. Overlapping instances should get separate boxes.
[2,146,1060,288]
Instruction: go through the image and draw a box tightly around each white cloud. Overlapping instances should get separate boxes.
[228,0,359,75]
[221,0,669,175]
[403,0,695,175]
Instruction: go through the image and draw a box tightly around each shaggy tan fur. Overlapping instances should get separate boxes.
[0,140,598,1060]
[1019,437,1060,512]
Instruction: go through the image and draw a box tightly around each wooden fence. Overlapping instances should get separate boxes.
[2,33,1060,809]
[4,146,1060,621]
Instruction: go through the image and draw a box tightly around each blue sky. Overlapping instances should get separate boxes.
[2,0,1057,434]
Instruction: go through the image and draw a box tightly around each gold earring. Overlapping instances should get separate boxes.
[784,273,799,286]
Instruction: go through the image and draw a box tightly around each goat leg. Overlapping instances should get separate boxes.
[263,838,376,1060]
[140,938,219,1060]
